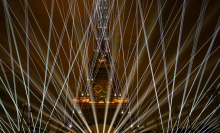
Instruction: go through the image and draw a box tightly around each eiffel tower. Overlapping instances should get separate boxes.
[70,0,129,132]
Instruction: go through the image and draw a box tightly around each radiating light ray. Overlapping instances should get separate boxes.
[118,0,185,94]
[16,2,82,96]
[30,0,89,130]
[144,50,218,132]
[2,2,87,129]
[38,0,54,131]
[116,0,130,115]
[194,19,220,105]
[0,80,18,132]
[115,1,154,84]
[172,54,220,130]
[115,0,208,131]
[56,0,89,77]
[3,2,19,127]
[191,81,220,128]
[118,42,220,132]
[135,0,140,125]
[0,99,17,132]
[113,53,141,132]
[182,100,218,132]
[186,81,220,130]
[6,0,96,132]
[108,0,127,40]
[3,0,77,118]
[179,1,208,129]
[122,89,171,133]
[156,0,172,131]
[50,30,91,132]
[180,15,220,124]
[3,1,33,130]
[118,0,183,113]
[0,81,40,132]
[0,122,5,133]
[117,0,171,94]
[103,92,111,133]
[0,117,11,133]
[24,0,32,132]
[0,60,80,129]
[6,7,84,111]
[21,0,89,106]
[206,116,220,133]
[6,16,88,129]
[0,49,90,132]
[138,0,164,131]
[123,74,219,133]
[43,7,97,132]
[198,113,220,132]
[0,62,25,129]
[172,79,220,132]
[3,0,30,112]
[0,62,14,103]
[114,0,166,131]
[191,0,210,107]
[172,1,186,128]
[54,1,101,109]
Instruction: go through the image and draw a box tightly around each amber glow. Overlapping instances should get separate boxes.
[73,97,129,104]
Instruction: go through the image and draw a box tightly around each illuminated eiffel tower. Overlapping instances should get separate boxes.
[71,0,129,132]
